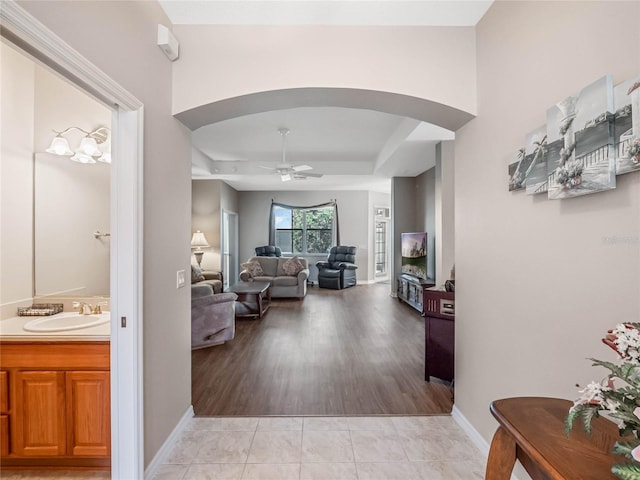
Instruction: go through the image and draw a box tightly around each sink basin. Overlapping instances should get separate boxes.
[23,311,110,332]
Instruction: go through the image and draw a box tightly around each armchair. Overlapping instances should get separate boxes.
[316,246,358,289]
[255,245,282,257]
[191,284,237,349]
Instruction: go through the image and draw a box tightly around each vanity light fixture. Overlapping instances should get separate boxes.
[191,230,209,267]
[45,126,112,164]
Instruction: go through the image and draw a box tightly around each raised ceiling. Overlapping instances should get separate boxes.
[159,1,492,192]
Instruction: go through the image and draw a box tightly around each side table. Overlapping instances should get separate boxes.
[226,281,271,319]
[486,397,620,479]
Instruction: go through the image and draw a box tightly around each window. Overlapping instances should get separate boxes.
[375,221,387,274]
[273,205,335,255]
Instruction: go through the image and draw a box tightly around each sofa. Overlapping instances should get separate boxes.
[191,264,223,294]
[239,256,309,299]
[191,283,237,349]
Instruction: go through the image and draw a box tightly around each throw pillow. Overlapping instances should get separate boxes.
[191,264,205,283]
[241,260,264,278]
[282,256,304,276]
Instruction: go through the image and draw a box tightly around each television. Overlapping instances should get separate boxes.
[401,232,427,280]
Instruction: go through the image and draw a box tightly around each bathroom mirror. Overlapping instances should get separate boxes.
[34,152,111,297]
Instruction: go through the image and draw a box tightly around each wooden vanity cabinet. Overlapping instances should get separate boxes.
[0,342,110,468]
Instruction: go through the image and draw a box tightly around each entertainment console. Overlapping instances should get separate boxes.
[396,274,434,313]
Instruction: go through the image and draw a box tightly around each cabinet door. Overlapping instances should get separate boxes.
[13,371,66,456]
[66,371,110,457]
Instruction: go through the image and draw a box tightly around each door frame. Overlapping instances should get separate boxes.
[221,209,239,289]
[1,3,144,478]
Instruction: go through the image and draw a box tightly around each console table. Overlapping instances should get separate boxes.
[486,397,620,480]
[396,274,434,313]
[423,288,454,382]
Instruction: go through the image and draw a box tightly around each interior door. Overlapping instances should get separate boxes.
[222,210,238,289]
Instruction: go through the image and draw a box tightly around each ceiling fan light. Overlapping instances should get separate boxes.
[46,136,74,156]
[281,173,292,182]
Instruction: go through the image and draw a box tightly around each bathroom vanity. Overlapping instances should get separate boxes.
[0,315,110,469]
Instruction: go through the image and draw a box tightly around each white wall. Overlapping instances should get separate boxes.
[238,190,370,282]
[455,0,640,449]
[0,44,35,318]
[20,0,194,466]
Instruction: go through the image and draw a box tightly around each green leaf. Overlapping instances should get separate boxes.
[613,441,640,459]
[611,463,640,480]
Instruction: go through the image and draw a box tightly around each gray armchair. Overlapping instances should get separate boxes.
[191,284,237,349]
[255,245,282,257]
[316,246,357,289]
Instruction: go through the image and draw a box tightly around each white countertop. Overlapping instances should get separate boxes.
[0,314,110,341]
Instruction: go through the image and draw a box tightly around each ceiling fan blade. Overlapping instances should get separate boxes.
[299,172,323,178]
[281,173,292,182]
[292,164,312,172]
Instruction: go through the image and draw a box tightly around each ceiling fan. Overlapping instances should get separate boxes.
[259,128,323,182]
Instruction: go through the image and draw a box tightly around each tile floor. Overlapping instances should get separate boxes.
[153,415,486,480]
[1,416,486,480]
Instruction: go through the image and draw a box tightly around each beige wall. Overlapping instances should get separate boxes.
[416,168,436,281]
[435,141,455,285]
[455,0,640,449]
[19,0,193,466]
[0,44,35,317]
[192,179,239,272]
[172,25,477,125]
[33,65,111,297]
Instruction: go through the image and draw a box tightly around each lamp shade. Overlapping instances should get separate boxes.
[78,136,100,156]
[70,152,96,164]
[190,230,209,248]
[46,136,74,156]
[97,152,112,164]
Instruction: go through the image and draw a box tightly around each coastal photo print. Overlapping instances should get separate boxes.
[546,75,616,200]
[614,75,640,175]
[524,125,548,195]
[508,147,531,192]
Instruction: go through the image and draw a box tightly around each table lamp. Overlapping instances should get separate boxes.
[191,230,209,267]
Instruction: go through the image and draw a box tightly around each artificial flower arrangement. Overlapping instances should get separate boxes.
[566,323,640,479]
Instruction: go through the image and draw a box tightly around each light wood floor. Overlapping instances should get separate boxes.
[192,283,453,416]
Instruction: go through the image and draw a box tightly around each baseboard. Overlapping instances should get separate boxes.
[144,404,194,479]
[452,405,522,480]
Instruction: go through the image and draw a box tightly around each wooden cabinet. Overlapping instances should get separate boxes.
[0,342,110,468]
[397,274,434,313]
[423,289,455,383]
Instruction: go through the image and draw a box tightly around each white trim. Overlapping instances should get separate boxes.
[452,405,522,480]
[144,405,194,479]
[1,3,144,478]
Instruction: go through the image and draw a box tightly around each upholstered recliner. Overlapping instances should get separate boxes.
[316,246,358,289]
[255,245,282,257]
[191,284,237,350]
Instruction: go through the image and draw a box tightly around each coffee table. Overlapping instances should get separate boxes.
[226,281,271,319]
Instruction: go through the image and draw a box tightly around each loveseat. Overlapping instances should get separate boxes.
[239,256,309,299]
[191,283,237,349]
[191,264,223,294]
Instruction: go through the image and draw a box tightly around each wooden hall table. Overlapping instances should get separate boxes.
[486,397,620,480]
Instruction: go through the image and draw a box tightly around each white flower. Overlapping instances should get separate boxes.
[632,445,640,462]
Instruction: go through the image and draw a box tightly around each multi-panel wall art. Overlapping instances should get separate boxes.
[614,75,640,175]
[509,73,639,199]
